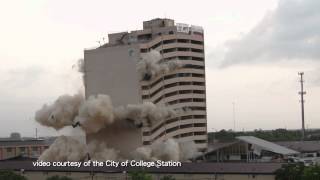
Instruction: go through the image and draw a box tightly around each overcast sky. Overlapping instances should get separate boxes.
[0,0,319,137]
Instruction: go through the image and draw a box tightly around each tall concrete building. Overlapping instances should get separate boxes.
[84,18,207,151]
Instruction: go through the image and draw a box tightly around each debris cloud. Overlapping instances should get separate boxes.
[35,93,83,130]
[137,50,182,81]
[39,136,87,162]
[74,94,114,134]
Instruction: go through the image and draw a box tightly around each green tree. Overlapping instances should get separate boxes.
[275,163,304,180]
[129,171,152,180]
[302,165,320,180]
[160,175,176,180]
[46,175,73,180]
[0,170,28,180]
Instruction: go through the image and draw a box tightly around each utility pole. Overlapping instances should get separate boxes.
[298,72,306,141]
[233,102,236,132]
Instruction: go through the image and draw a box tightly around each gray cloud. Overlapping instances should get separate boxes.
[221,0,320,67]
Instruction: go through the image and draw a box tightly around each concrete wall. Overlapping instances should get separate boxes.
[84,44,143,156]
[84,44,142,106]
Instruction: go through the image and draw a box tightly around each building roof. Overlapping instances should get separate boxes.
[0,138,54,147]
[237,136,299,155]
[275,141,320,152]
[0,161,282,174]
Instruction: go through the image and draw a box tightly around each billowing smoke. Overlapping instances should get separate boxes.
[72,58,85,84]
[36,93,180,133]
[39,136,87,161]
[36,49,201,162]
[132,139,201,161]
[137,50,182,81]
[35,93,84,130]
[114,102,178,127]
[39,136,120,162]
[76,59,85,73]
[87,140,119,161]
[74,94,114,134]
[40,136,200,162]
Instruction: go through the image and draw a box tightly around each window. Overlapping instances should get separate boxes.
[193,98,205,102]
[194,115,206,119]
[177,39,189,43]
[163,39,176,44]
[180,124,193,129]
[143,141,151,145]
[194,123,206,127]
[193,81,205,86]
[179,82,192,86]
[181,115,193,120]
[181,132,193,137]
[179,90,192,94]
[192,57,204,61]
[194,140,207,144]
[177,47,189,52]
[193,90,205,94]
[191,48,203,53]
[6,147,12,153]
[140,48,148,53]
[191,40,203,45]
[194,131,206,135]
[192,73,204,78]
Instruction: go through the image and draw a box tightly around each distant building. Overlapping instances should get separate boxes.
[0,133,54,160]
[84,18,207,151]
[199,136,299,162]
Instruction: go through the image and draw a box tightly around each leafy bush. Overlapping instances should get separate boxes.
[129,171,152,180]
[0,170,28,180]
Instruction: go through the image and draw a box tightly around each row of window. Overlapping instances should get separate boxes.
[147,90,205,104]
[142,132,207,145]
[142,84,205,99]
[142,82,205,100]
[167,98,206,105]
[141,38,204,52]
[159,48,204,54]
[143,114,207,136]
[149,123,207,143]
[142,72,205,90]
[160,56,204,63]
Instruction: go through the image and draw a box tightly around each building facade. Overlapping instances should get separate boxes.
[84,18,207,151]
[0,134,53,160]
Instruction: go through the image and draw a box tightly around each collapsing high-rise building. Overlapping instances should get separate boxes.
[84,18,207,152]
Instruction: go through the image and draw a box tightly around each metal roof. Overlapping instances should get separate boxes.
[237,136,299,155]
[276,141,320,152]
[0,139,54,147]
